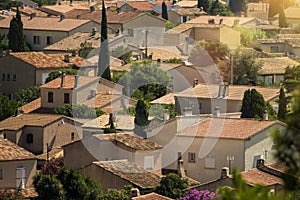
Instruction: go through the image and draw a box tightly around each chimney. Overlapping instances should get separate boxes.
[64,54,72,63]
[72,51,78,57]
[218,83,224,98]
[177,159,186,177]
[157,58,161,67]
[90,6,95,12]
[256,158,265,168]
[60,72,65,87]
[29,13,36,19]
[74,75,79,88]
[193,78,198,87]
[208,18,215,24]
[163,109,170,121]
[91,27,97,36]
[223,82,229,97]
[263,110,268,120]
[60,14,65,21]
[233,19,239,26]
[214,106,220,117]
[130,188,140,198]
[220,167,229,178]
[219,18,223,25]
[183,107,193,116]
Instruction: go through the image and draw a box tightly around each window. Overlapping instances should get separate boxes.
[205,155,216,168]
[270,46,279,53]
[127,29,133,37]
[48,92,53,103]
[3,133,6,139]
[16,167,26,189]
[0,168,2,179]
[1,74,5,81]
[71,132,75,141]
[7,74,10,81]
[46,36,53,45]
[144,156,154,170]
[177,152,182,160]
[33,36,40,45]
[13,74,16,81]
[64,93,70,103]
[188,152,196,163]
[26,133,33,144]
[181,16,189,23]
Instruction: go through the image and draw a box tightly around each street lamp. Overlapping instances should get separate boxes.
[227,155,234,174]
[145,29,149,59]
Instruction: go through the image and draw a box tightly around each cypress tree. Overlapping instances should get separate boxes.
[279,4,288,28]
[278,86,287,121]
[97,0,111,80]
[228,0,246,15]
[7,7,27,52]
[241,89,265,119]
[162,1,168,20]
[197,0,210,12]
[134,100,149,138]
[268,0,280,18]
[241,89,252,118]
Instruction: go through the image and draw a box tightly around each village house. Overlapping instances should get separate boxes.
[149,117,285,183]
[63,133,162,176]
[174,83,280,115]
[168,8,204,24]
[175,1,198,8]
[274,7,300,30]
[0,52,94,97]
[0,139,37,189]
[80,159,161,193]
[132,192,173,200]
[0,16,98,51]
[0,113,81,155]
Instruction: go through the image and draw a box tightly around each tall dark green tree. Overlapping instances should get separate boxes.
[278,4,288,28]
[228,0,247,15]
[278,86,287,121]
[162,1,168,20]
[241,89,265,119]
[197,0,210,12]
[97,0,111,80]
[208,0,233,16]
[0,93,18,121]
[134,100,149,138]
[7,7,27,52]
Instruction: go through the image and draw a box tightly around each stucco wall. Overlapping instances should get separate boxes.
[41,88,73,108]
[219,26,240,49]
[0,159,37,189]
[18,126,44,155]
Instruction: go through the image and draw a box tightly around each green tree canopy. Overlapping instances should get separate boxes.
[134,100,149,137]
[111,46,132,64]
[197,0,210,12]
[228,0,247,15]
[240,89,265,119]
[0,34,9,52]
[162,1,168,20]
[283,65,300,93]
[279,4,288,28]
[14,86,40,106]
[78,41,93,58]
[233,25,267,47]
[198,40,230,63]
[156,173,189,199]
[278,86,287,121]
[0,93,18,121]
[54,104,105,119]
[45,68,78,83]
[207,0,233,16]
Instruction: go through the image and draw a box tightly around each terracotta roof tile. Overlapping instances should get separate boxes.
[20,98,42,114]
[36,147,63,160]
[258,57,299,75]
[93,159,161,189]
[39,4,90,15]
[241,168,283,186]
[175,1,198,8]
[267,162,288,174]
[177,117,280,139]
[126,1,155,11]
[0,16,91,31]
[0,113,62,131]
[94,133,162,151]
[0,139,36,161]
[150,93,175,104]
[176,84,279,101]
[10,52,70,69]
[48,54,95,68]
[186,15,256,26]
[170,8,204,16]
[0,188,38,199]
[132,192,173,200]
[148,46,185,60]
[39,75,99,89]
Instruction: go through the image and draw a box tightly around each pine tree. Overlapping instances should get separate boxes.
[241,89,265,119]
[278,4,288,28]
[97,0,111,80]
[278,86,287,121]
[162,1,168,20]
[134,100,149,138]
[7,7,27,52]
[197,0,210,12]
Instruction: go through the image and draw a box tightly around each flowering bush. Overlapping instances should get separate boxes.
[179,189,217,200]
[41,157,64,176]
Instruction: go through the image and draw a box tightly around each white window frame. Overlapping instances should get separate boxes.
[204,154,216,169]
[188,152,196,163]
[16,167,26,189]
[144,156,154,170]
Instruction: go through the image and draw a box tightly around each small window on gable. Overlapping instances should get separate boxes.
[64,93,70,104]
[188,152,196,163]
[26,133,33,144]
[1,74,5,81]
[46,36,53,45]
[144,156,154,170]
[33,36,40,45]
[7,74,10,81]
[3,133,6,139]
[0,168,3,179]
[13,74,16,81]
[71,132,75,141]
[48,92,53,103]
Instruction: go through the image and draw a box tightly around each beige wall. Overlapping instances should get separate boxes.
[219,26,240,49]
[259,43,285,53]
[0,55,35,96]
[73,79,100,105]
[41,88,73,108]
[18,126,44,154]
[0,159,37,189]
[81,163,133,192]
[123,14,166,30]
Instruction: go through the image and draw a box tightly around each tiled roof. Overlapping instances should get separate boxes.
[274,7,300,19]
[177,117,280,139]
[94,133,162,151]
[0,113,62,131]
[40,75,99,89]
[36,147,63,160]
[20,98,42,113]
[132,192,173,200]
[126,1,155,11]
[176,84,279,101]
[9,52,70,69]
[267,162,288,174]
[241,168,283,186]
[48,54,95,68]
[257,57,299,75]
[0,188,38,199]
[170,8,204,16]
[168,23,224,34]
[11,6,48,17]
[150,93,175,104]
[93,159,161,189]
[0,16,92,31]
[39,4,90,15]
[0,139,36,161]
[286,38,300,48]
[175,1,198,8]
[148,46,185,60]
[186,15,256,26]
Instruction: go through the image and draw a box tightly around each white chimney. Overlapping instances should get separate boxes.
[60,72,65,87]
[193,78,198,87]
[263,110,268,120]
[256,158,265,168]
[130,188,140,198]
[183,107,193,116]
[214,106,220,117]
[163,109,170,121]
[177,159,186,177]
[220,167,229,178]
[64,54,72,63]
[74,75,79,88]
